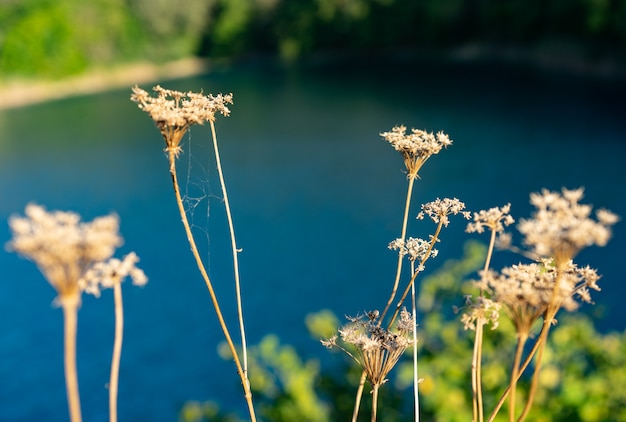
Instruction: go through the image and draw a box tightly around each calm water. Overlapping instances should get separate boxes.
[1,60,625,421]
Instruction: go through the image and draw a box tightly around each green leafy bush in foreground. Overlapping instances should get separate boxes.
[180,241,626,422]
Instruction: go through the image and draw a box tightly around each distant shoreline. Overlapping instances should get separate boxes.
[1,47,623,111]
[0,58,211,110]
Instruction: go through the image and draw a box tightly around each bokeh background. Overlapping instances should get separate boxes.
[1,1,625,421]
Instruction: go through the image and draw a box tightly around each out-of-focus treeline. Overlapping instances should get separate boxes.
[1,0,625,79]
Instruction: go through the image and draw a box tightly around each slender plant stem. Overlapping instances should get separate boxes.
[62,298,83,422]
[411,265,420,422]
[353,173,417,421]
[209,120,249,376]
[471,321,484,422]
[508,332,528,422]
[380,175,416,322]
[168,150,256,422]
[517,265,565,422]
[472,227,497,422]
[352,372,367,422]
[371,384,380,422]
[516,311,554,422]
[387,220,443,328]
[487,325,544,422]
[109,283,123,422]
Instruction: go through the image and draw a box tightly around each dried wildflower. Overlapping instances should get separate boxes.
[518,187,619,264]
[80,252,147,297]
[7,204,122,305]
[417,197,471,226]
[322,309,414,387]
[381,125,452,177]
[458,295,502,331]
[481,260,600,332]
[466,203,515,234]
[130,85,233,158]
[388,237,438,267]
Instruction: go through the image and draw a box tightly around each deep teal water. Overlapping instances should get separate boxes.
[0,59,624,421]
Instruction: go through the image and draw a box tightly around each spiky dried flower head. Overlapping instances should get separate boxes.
[321,309,414,387]
[480,260,601,332]
[80,252,148,297]
[417,197,471,227]
[131,85,233,158]
[7,204,123,305]
[466,203,515,234]
[518,187,619,264]
[381,125,452,178]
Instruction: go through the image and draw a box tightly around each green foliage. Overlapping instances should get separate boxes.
[182,241,626,421]
[1,0,624,79]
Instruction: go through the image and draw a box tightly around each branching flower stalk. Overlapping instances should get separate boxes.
[322,310,415,422]
[473,188,619,422]
[131,86,257,421]
[346,126,453,422]
[515,188,617,422]
[80,253,147,422]
[7,204,125,422]
[465,204,514,422]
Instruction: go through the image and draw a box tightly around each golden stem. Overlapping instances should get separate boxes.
[210,120,249,376]
[380,173,417,321]
[168,150,256,422]
[371,384,380,422]
[62,298,82,422]
[352,372,367,422]
[508,331,528,422]
[109,283,123,422]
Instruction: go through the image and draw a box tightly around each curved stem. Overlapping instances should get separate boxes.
[508,332,528,422]
[168,150,256,422]
[388,220,443,328]
[62,299,82,422]
[109,283,123,422]
[487,324,543,422]
[210,120,249,376]
[380,175,416,322]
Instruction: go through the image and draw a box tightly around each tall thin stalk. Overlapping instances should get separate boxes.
[62,298,83,422]
[209,120,249,376]
[168,149,256,422]
[109,283,123,422]
[411,262,420,422]
[472,227,497,422]
[371,384,380,422]
[508,332,528,421]
[380,175,416,322]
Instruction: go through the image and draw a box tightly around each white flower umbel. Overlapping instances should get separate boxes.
[7,204,125,422]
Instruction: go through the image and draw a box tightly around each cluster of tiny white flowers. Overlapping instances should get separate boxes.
[388,237,438,267]
[466,203,515,234]
[518,187,618,262]
[482,260,601,322]
[417,197,471,226]
[80,252,148,297]
[7,204,123,302]
[380,125,452,176]
[321,309,414,386]
[131,85,233,155]
[458,295,502,331]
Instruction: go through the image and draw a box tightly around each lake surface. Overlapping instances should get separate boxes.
[1,58,625,421]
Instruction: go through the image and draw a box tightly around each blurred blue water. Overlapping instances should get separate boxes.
[0,60,624,421]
